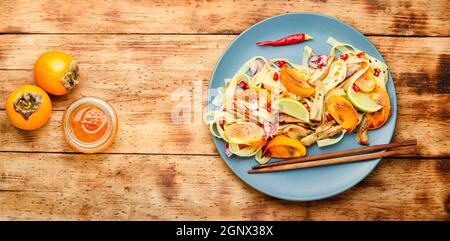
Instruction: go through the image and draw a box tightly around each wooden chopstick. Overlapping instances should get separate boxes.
[248,148,413,174]
[252,139,417,170]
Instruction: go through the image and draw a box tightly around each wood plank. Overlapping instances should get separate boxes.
[0,153,448,220]
[0,35,448,156]
[0,35,448,95]
[0,0,448,36]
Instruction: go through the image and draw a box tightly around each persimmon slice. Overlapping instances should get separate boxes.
[326,95,358,132]
[224,122,265,146]
[264,135,306,158]
[280,66,315,97]
[355,68,376,92]
[366,87,391,129]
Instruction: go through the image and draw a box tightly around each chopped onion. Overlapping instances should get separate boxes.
[317,131,346,147]
[212,94,223,107]
[224,143,233,157]
[249,58,265,76]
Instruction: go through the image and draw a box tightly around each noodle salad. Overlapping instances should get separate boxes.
[205,37,391,164]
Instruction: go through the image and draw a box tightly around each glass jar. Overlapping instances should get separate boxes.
[62,97,118,153]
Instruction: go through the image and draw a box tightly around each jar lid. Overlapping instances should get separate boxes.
[63,97,118,153]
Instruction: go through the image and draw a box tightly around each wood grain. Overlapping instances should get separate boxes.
[0,153,448,220]
[0,0,449,36]
[0,35,448,156]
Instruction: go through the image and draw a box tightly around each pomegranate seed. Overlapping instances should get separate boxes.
[239,81,248,90]
[218,119,225,126]
[303,102,310,111]
[277,60,286,67]
[339,53,349,61]
[260,83,264,89]
[373,68,381,77]
[317,63,324,69]
[273,72,279,81]
[326,114,333,122]
[356,52,365,58]
[265,103,271,112]
[352,84,360,92]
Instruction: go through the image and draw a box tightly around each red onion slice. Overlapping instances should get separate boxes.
[224,143,233,157]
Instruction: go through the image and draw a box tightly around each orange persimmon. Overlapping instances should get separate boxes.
[5,85,52,130]
[326,95,359,132]
[34,50,79,95]
[263,135,306,158]
[224,122,265,146]
[280,66,315,97]
[367,87,391,129]
[354,68,376,92]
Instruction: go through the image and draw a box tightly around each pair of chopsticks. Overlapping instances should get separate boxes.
[248,139,417,174]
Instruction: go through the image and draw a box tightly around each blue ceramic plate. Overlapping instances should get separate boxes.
[207,13,397,201]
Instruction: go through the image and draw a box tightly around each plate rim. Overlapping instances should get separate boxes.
[207,12,397,201]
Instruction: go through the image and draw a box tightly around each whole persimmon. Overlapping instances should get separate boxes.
[34,50,79,95]
[5,85,52,130]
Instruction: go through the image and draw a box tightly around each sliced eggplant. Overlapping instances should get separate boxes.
[300,125,343,146]
[356,114,369,145]
[283,124,313,140]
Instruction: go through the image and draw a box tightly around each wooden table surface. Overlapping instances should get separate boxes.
[0,0,449,220]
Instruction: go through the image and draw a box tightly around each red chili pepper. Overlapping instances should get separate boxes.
[326,114,333,122]
[239,81,249,90]
[256,33,312,47]
[277,60,286,67]
[218,119,225,126]
[340,53,349,61]
[273,72,279,81]
[373,68,381,77]
[356,52,365,58]
[303,102,310,111]
[352,84,360,92]
[260,83,264,89]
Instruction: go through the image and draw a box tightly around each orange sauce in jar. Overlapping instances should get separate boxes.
[63,97,118,153]
[69,104,108,143]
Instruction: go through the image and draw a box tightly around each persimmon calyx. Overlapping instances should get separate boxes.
[13,92,42,120]
[61,60,80,90]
